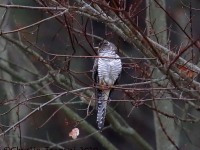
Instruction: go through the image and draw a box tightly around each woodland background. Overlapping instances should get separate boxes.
[0,0,200,150]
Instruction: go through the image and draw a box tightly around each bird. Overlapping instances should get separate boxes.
[92,40,122,130]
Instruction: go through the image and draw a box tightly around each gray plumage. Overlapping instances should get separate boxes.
[93,40,122,130]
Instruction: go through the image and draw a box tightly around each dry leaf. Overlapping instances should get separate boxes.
[176,64,198,78]
[69,128,79,139]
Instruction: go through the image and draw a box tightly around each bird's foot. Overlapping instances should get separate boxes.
[99,84,111,90]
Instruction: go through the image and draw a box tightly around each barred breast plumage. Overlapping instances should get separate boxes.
[98,52,122,85]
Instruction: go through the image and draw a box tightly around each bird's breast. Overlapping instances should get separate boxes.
[97,54,122,85]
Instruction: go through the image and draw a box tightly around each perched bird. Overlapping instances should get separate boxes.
[93,40,122,130]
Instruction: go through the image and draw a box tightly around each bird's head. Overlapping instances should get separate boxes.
[98,40,117,53]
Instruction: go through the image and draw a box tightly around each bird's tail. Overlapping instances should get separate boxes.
[96,88,110,130]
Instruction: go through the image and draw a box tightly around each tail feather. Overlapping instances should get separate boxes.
[96,89,110,130]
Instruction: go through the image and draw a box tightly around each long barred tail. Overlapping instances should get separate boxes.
[96,89,110,130]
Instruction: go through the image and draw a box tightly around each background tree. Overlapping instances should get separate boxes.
[0,0,200,149]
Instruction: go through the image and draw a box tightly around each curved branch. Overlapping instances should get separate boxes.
[107,108,153,150]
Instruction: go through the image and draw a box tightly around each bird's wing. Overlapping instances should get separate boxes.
[92,58,99,109]
[92,58,98,83]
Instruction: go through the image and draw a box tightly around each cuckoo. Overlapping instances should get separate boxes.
[93,40,122,130]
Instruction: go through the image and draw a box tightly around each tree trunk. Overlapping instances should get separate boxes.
[146,0,179,149]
